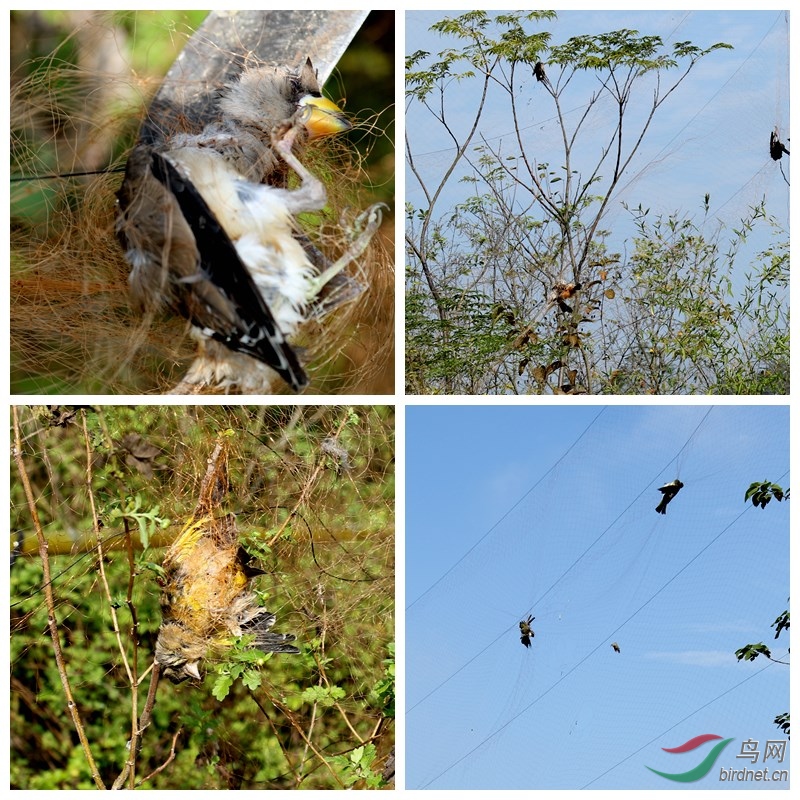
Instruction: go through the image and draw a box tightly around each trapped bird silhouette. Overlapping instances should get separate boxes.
[655,479,684,515]
[519,614,535,648]
[117,59,383,393]
[547,282,582,313]
[769,129,790,160]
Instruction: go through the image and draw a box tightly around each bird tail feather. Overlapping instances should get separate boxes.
[241,608,300,654]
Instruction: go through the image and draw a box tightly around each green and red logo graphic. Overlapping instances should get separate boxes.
[646,734,734,782]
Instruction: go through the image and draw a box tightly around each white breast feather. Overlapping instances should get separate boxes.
[168,147,315,334]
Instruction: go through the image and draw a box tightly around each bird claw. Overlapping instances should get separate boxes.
[307,203,386,297]
[346,203,388,239]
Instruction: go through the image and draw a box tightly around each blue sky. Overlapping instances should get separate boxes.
[405,405,789,789]
[406,9,790,276]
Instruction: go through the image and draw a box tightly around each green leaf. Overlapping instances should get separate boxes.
[212,674,233,701]
[301,684,346,707]
[745,481,787,509]
[735,642,771,662]
[241,669,262,691]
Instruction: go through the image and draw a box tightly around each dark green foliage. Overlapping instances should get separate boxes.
[772,609,790,640]
[734,642,772,662]
[733,487,788,734]
[774,713,790,738]
[745,481,788,508]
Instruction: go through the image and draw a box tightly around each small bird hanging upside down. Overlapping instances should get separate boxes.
[655,479,684,514]
[116,59,383,394]
[519,614,535,648]
[155,514,299,683]
[770,130,790,160]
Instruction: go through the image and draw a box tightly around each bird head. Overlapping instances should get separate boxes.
[155,622,206,683]
[219,59,351,141]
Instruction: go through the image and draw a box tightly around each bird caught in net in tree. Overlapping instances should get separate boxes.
[117,59,384,394]
[154,440,299,684]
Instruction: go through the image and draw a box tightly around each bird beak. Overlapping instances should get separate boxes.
[184,661,202,681]
[298,95,352,139]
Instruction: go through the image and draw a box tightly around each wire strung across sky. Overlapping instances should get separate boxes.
[581,648,788,788]
[408,407,713,714]
[417,465,789,789]
[406,406,607,611]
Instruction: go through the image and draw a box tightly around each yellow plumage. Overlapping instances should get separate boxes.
[155,513,298,684]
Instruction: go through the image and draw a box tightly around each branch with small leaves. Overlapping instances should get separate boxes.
[745,481,788,509]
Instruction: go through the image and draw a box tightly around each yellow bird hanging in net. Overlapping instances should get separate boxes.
[154,440,299,683]
[154,514,299,683]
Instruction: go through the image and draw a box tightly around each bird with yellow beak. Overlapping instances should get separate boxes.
[117,59,383,393]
